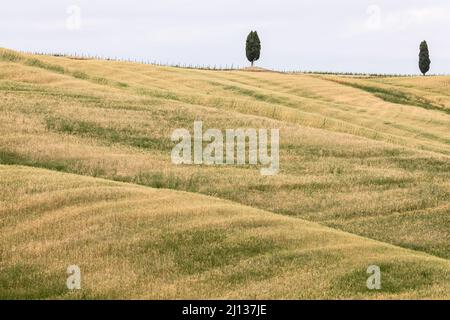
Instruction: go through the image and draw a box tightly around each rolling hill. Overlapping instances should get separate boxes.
[0,48,449,298]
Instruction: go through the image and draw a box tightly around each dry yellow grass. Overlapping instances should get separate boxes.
[2,165,450,299]
[0,48,449,299]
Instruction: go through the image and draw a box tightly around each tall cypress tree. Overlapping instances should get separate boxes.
[246,31,261,67]
[419,40,431,76]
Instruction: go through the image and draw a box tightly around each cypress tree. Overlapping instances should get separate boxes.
[419,40,431,76]
[246,31,261,67]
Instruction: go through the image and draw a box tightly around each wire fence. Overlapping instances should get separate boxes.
[19,50,449,78]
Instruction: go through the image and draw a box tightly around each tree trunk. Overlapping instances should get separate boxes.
[251,61,254,67]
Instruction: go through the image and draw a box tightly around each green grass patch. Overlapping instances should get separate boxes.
[92,77,128,88]
[248,181,333,193]
[45,116,172,151]
[136,88,181,101]
[25,58,66,74]
[154,228,278,274]
[72,71,89,80]
[0,81,103,103]
[392,157,450,173]
[333,79,450,114]
[0,150,76,173]
[222,85,286,104]
[356,176,415,188]
[0,264,66,299]
[115,172,205,192]
[334,262,449,295]
[0,50,24,62]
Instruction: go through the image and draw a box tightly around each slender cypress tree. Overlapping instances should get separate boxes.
[246,31,261,67]
[419,40,431,76]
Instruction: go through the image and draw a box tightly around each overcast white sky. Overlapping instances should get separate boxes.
[1,0,449,74]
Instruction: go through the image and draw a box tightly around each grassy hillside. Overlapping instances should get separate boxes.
[2,165,450,299]
[0,48,449,298]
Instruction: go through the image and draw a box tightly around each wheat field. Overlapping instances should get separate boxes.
[0,48,449,299]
